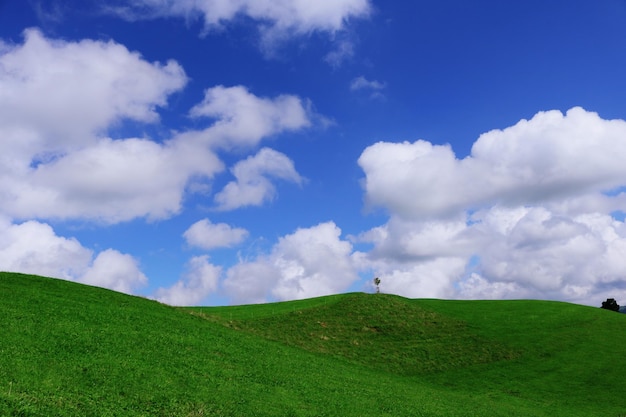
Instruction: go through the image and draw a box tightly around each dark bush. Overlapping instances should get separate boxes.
[601,298,620,312]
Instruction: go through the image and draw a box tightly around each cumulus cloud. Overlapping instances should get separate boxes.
[0,28,186,153]
[188,85,312,149]
[356,108,626,306]
[3,137,223,223]
[223,222,358,304]
[466,207,626,303]
[0,29,220,223]
[79,249,148,294]
[371,259,466,299]
[184,219,249,250]
[107,0,371,52]
[154,255,221,306]
[0,218,147,294]
[359,107,626,220]
[0,31,316,223]
[0,30,325,303]
[353,216,473,299]
[223,261,281,305]
[214,147,304,210]
[0,218,92,279]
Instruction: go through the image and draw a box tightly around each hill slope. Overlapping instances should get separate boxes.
[196,293,626,414]
[2,272,626,416]
[192,293,522,375]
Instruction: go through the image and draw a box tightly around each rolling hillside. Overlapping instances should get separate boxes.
[1,271,625,416]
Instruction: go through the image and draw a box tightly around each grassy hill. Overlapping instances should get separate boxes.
[1,272,625,416]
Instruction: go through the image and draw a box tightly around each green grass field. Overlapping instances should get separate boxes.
[1,271,625,416]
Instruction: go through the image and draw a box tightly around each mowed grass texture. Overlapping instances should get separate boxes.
[1,272,625,416]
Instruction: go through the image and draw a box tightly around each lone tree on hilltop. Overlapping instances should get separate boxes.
[374,277,381,294]
[601,298,620,312]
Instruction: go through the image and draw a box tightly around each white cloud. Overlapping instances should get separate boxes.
[214,147,303,210]
[223,222,358,304]
[357,208,626,304]
[31,2,65,23]
[270,222,357,301]
[0,218,92,280]
[354,216,473,299]
[358,107,626,220]
[456,273,529,300]
[374,259,466,299]
[2,135,223,223]
[0,31,316,223]
[189,85,312,149]
[0,30,220,223]
[467,207,626,304]
[355,108,626,306]
[350,76,386,100]
[223,261,281,305]
[359,216,474,261]
[154,255,221,306]
[350,75,385,91]
[184,219,249,250]
[0,218,147,294]
[79,249,148,294]
[324,38,355,68]
[108,0,372,51]
[0,28,186,153]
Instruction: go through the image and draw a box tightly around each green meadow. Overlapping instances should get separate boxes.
[1,271,625,416]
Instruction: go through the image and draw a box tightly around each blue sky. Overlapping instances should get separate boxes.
[2,0,626,306]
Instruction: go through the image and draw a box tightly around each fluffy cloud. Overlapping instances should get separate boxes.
[0,218,147,294]
[109,0,371,51]
[353,216,473,299]
[356,206,626,305]
[184,219,249,250]
[466,207,626,304]
[0,30,315,223]
[4,137,223,222]
[0,29,322,304]
[0,218,92,279]
[371,259,466,299]
[154,255,221,306]
[79,249,147,294]
[0,28,186,155]
[359,107,626,220]
[223,261,281,305]
[223,222,358,304]
[214,147,303,210]
[356,108,626,305]
[189,86,312,149]
[0,29,217,222]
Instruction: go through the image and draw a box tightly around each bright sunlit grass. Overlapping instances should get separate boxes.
[2,272,625,416]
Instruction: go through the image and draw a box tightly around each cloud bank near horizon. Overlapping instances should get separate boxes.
[151,108,626,306]
[356,108,626,306]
